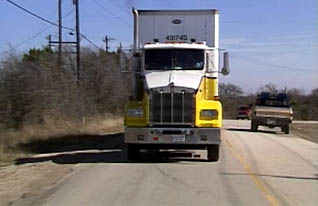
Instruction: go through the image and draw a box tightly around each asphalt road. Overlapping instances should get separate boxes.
[13,120,318,206]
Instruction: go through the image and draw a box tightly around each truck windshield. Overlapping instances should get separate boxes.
[145,49,204,70]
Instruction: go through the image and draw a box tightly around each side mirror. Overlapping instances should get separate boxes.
[221,52,230,75]
[119,50,141,73]
[119,50,131,72]
[132,53,141,72]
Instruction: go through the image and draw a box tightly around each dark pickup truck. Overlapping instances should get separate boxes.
[251,92,293,134]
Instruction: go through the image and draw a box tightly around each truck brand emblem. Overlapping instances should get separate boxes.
[172,19,182,24]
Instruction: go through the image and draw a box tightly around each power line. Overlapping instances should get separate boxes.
[5,26,52,53]
[0,28,50,56]
[91,0,132,27]
[105,0,131,17]
[5,0,101,51]
[80,34,101,50]
[5,0,74,31]
[0,9,75,56]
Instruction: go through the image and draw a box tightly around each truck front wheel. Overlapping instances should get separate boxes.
[207,145,219,162]
[282,125,290,134]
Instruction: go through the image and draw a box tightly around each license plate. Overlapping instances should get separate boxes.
[172,135,185,142]
[267,119,276,125]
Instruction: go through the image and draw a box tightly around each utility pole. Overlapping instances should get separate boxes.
[58,0,62,70]
[74,0,80,82]
[103,35,115,52]
[119,42,122,51]
[48,0,80,82]
[47,35,52,50]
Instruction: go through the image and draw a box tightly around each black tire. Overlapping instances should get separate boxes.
[127,144,139,161]
[207,145,219,162]
[251,121,258,132]
[282,125,290,134]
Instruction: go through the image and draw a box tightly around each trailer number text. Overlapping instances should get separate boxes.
[166,35,188,41]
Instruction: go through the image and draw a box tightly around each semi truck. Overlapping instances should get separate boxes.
[251,92,293,134]
[120,9,230,161]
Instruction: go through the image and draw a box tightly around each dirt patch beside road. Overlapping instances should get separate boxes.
[291,122,318,143]
[0,131,124,206]
[0,117,124,206]
[0,163,72,206]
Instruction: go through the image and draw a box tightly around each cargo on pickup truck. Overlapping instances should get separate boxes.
[251,92,293,134]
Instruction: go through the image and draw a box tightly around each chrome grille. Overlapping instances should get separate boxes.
[150,91,194,125]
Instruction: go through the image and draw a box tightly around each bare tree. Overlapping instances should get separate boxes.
[0,47,131,130]
[219,83,243,97]
[258,83,279,94]
[219,83,247,119]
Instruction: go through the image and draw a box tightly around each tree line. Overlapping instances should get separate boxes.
[219,83,318,120]
[0,47,132,130]
[0,47,317,131]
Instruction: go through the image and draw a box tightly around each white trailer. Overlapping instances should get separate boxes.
[134,9,219,48]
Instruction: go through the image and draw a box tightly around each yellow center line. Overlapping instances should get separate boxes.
[224,139,280,206]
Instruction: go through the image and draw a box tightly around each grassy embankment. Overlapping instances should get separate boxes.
[0,115,123,167]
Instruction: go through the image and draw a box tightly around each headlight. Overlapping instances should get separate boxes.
[127,108,144,118]
[200,109,218,120]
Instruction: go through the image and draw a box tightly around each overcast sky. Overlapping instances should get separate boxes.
[0,0,317,94]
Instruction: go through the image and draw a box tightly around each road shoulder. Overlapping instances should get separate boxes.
[0,162,73,206]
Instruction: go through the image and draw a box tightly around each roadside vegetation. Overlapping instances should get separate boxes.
[0,47,131,165]
[0,47,317,164]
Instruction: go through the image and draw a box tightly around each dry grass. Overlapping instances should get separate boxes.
[0,162,73,206]
[0,115,123,166]
[291,122,318,143]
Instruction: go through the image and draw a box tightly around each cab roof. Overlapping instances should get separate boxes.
[143,42,212,50]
